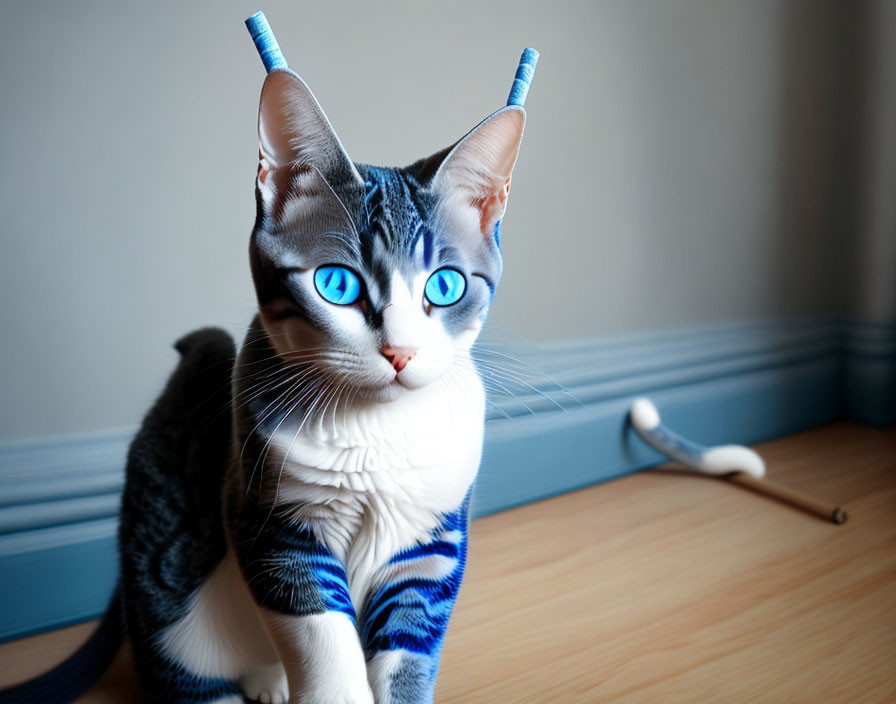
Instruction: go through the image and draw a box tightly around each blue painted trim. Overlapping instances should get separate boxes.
[841,320,896,425]
[0,519,118,642]
[0,317,891,642]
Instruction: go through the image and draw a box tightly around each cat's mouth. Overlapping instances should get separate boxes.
[365,363,442,401]
[358,375,410,403]
[383,368,417,391]
[393,373,415,390]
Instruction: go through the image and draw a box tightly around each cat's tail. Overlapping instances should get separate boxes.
[0,584,126,704]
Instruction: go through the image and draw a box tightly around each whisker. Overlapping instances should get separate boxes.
[253,378,335,542]
[244,376,322,497]
[466,351,583,411]
[473,347,581,400]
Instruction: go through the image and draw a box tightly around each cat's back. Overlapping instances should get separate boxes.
[119,327,236,633]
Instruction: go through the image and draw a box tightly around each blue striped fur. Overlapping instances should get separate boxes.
[361,496,470,700]
[362,497,469,656]
[356,165,499,305]
[234,502,356,621]
[134,657,241,704]
[360,166,435,271]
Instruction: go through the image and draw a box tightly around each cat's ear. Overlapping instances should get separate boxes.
[257,69,363,197]
[428,106,526,239]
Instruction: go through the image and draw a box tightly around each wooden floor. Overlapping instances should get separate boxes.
[1,422,894,702]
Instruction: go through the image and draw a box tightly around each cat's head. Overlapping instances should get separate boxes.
[250,70,526,401]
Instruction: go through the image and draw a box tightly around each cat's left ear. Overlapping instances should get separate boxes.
[428,106,526,238]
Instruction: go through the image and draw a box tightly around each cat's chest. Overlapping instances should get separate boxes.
[266,378,482,527]
[269,381,481,482]
[263,378,483,603]
[272,400,477,481]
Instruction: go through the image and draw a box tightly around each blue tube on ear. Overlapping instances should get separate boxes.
[245,11,288,73]
[507,48,539,107]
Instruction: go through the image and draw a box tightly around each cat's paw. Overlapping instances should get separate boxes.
[255,692,287,704]
[240,664,289,704]
[294,679,374,704]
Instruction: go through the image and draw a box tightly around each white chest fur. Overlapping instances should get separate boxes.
[264,364,484,608]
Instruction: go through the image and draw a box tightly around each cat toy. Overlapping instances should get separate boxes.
[245,11,288,72]
[630,397,848,524]
[506,47,539,107]
[246,11,539,107]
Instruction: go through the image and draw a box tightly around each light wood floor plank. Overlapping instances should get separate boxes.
[1,422,893,702]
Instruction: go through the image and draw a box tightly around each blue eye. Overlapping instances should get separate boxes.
[425,268,466,306]
[314,266,361,306]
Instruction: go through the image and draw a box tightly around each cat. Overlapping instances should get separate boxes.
[0,65,526,704]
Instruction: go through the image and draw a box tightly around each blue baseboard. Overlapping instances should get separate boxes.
[841,320,896,425]
[0,317,891,642]
[0,520,118,643]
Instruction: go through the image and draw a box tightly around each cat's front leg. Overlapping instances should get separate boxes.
[361,502,470,704]
[234,511,373,703]
[259,610,373,704]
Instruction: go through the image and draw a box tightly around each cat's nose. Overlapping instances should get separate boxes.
[381,345,417,373]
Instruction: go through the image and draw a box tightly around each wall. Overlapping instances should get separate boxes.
[0,0,890,440]
[848,0,896,324]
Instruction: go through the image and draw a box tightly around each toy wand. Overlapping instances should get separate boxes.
[246,11,288,72]
[246,11,540,111]
[630,398,848,524]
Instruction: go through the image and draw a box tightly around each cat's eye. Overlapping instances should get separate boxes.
[314,266,362,306]
[425,268,466,307]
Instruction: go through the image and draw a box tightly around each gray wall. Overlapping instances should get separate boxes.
[0,0,891,440]
[849,0,896,323]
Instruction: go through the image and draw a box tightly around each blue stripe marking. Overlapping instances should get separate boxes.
[422,225,434,267]
[362,167,432,255]
[389,539,459,563]
[361,498,469,658]
[363,179,380,217]
[235,504,356,620]
[136,654,241,704]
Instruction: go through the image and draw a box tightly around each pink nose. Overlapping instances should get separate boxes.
[381,345,417,373]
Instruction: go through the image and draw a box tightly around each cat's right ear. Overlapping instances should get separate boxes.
[256,70,363,202]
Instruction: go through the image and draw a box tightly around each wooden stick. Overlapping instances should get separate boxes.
[628,398,848,525]
[727,472,849,524]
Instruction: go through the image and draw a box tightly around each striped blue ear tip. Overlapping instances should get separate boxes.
[245,11,288,73]
[507,47,540,107]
